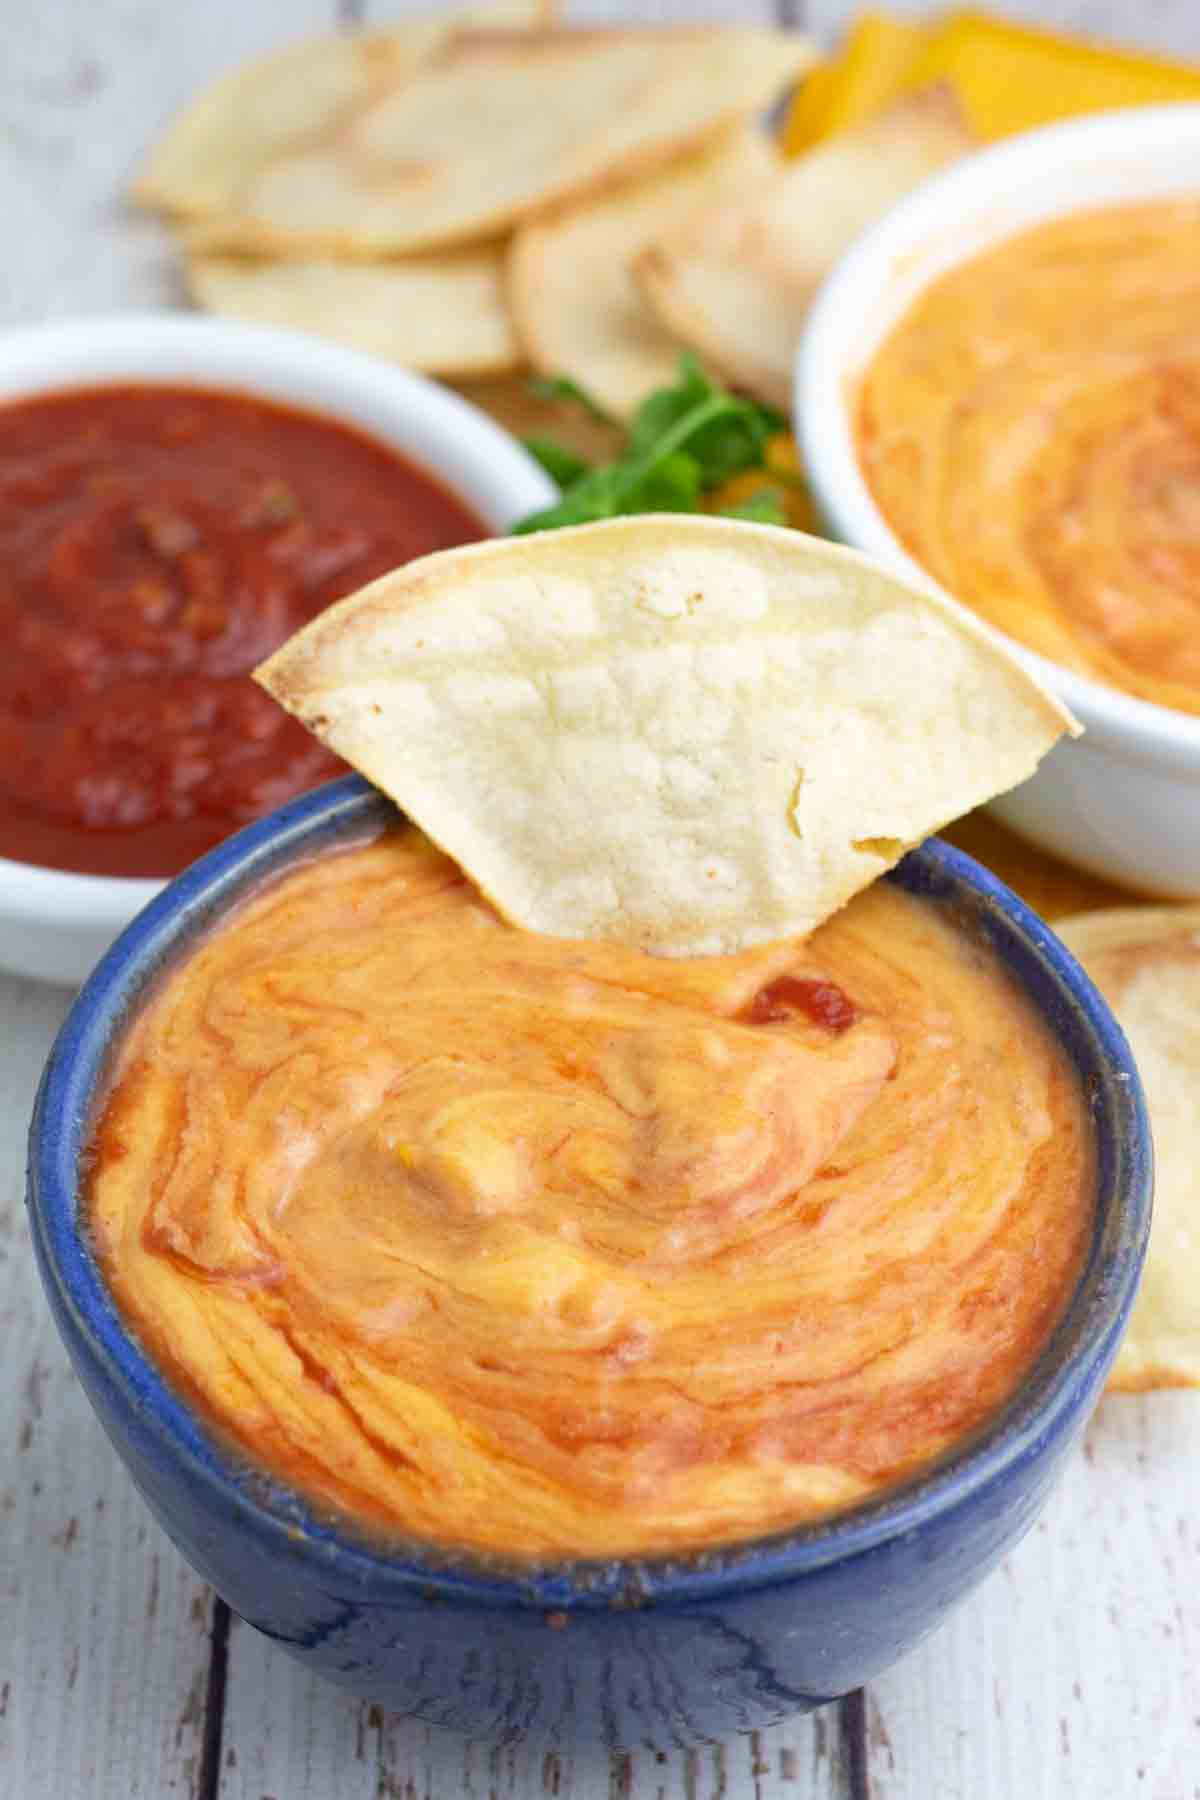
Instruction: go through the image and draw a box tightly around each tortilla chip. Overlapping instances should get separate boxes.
[134,0,555,220]
[256,517,1074,957]
[637,85,974,409]
[189,27,814,259]
[508,125,782,420]
[1055,906,1200,1393]
[185,243,519,377]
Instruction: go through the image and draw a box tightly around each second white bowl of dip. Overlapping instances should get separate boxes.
[796,103,1200,896]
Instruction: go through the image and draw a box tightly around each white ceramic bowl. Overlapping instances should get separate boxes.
[797,103,1200,896]
[0,314,556,986]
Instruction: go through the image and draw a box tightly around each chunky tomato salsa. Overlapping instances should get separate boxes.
[0,384,486,877]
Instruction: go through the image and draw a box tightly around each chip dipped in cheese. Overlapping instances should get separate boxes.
[255,516,1076,956]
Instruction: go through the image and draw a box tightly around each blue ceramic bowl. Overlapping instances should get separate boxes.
[27,776,1151,1746]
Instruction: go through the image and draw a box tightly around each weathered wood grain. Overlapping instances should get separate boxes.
[0,0,334,326]
[215,1611,849,1800]
[0,973,218,1799]
[3,0,1199,1797]
[866,1398,1200,1799]
[0,3,334,1799]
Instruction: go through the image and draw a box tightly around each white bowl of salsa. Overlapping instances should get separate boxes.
[0,313,555,985]
[796,103,1200,897]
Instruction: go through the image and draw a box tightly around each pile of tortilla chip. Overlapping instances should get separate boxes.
[135,2,975,415]
[134,1,811,388]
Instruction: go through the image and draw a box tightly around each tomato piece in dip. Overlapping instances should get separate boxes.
[88,826,1094,1561]
[857,198,1200,716]
[0,385,485,877]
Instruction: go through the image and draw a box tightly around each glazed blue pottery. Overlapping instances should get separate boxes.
[27,776,1152,1746]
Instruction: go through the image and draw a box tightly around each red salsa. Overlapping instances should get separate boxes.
[0,384,487,877]
[746,975,858,1033]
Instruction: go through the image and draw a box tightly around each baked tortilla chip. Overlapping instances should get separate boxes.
[256,517,1074,956]
[508,125,782,420]
[1056,906,1200,1393]
[190,27,813,258]
[134,0,554,220]
[185,243,519,377]
[637,85,974,409]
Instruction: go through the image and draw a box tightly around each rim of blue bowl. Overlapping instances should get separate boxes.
[28,775,1152,1613]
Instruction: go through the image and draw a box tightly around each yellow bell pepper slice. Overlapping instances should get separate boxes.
[783,13,925,154]
[909,10,1200,139]
[782,7,1200,156]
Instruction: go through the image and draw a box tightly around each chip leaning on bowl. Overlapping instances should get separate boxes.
[1054,906,1200,1392]
[81,519,1111,1561]
[945,809,1199,1394]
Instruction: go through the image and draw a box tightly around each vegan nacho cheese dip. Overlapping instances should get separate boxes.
[857,197,1200,715]
[87,823,1093,1560]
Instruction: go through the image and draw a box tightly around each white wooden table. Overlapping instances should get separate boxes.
[1,2,1198,1795]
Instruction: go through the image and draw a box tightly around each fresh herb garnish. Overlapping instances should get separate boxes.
[521,436,593,489]
[513,355,791,536]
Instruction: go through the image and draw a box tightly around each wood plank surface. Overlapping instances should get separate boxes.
[2,0,1199,1796]
[216,1619,848,1800]
[0,0,330,325]
[0,974,219,1799]
[0,3,335,1799]
[867,1395,1200,1799]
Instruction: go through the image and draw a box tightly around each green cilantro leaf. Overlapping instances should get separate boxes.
[511,466,627,534]
[512,357,794,536]
[631,450,704,514]
[626,352,715,455]
[521,437,592,488]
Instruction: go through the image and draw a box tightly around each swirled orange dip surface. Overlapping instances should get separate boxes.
[88,828,1093,1559]
[857,198,1200,715]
